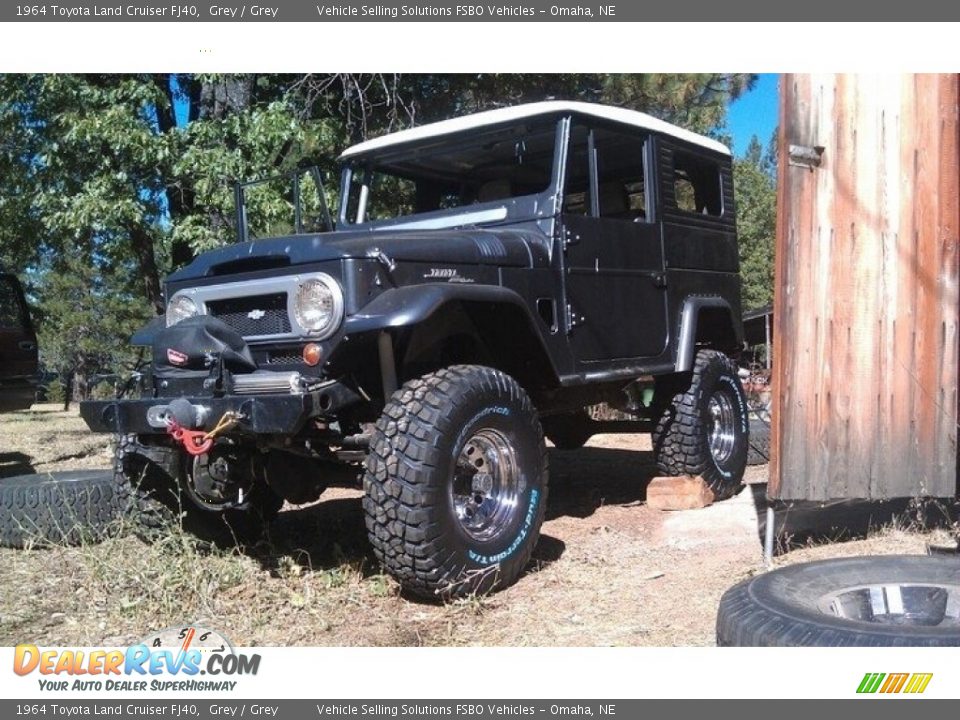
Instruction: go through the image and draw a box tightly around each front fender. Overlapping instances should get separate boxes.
[342,283,534,335]
[332,283,561,389]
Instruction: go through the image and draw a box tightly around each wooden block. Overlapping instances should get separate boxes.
[646,475,715,511]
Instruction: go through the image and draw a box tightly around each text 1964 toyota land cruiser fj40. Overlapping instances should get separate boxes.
[81,101,747,598]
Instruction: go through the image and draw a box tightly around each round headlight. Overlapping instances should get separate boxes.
[294,276,343,337]
[166,294,198,327]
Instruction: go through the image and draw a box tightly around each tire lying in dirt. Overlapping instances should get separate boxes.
[542,409,594,450]
[717,555,960,646]
[363,364,548,599]
[747,417,770,466]
[114,434,282,546]
[0,470,124,547]
[652,349,749,499]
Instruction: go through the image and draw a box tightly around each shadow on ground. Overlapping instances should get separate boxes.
[247,492,567,603]
[254,496,375,577]
[0,452,35,478]
[241,446,649,593]
[748,483,960,554]
[546,447,656,520]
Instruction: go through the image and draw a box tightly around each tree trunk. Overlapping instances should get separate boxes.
[62,371,72,411]
[73,369,88,404]
[129,225,164,315]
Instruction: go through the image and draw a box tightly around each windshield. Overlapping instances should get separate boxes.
[235,167,333,243]
[340,119,560,226]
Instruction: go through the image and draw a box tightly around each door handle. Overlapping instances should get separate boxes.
[18,341,36,351]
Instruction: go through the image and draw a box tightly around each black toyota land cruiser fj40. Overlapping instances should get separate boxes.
[81,101,747,598]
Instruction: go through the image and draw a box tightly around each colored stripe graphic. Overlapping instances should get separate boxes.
[904,674,933,694]
[857,673,885,693]
[857,672,931,694]
[880,673,908,693]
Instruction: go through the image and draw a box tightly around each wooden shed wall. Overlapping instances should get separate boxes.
[771,74,959,501]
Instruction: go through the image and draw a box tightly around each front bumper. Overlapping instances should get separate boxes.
[79,379,361,436]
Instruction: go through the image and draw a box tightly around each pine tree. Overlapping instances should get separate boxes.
[734,133,777,310]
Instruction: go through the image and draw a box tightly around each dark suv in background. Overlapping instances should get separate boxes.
[0,273,38,412]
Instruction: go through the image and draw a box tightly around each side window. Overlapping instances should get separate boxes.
[363,171,418,222]
[562,123,590,215]
[594,127,648,222]
[673,151,722,216]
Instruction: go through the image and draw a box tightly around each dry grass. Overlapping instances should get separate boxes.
[0,404,954,647]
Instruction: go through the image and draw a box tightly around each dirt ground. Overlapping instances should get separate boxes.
[0,404,955,647]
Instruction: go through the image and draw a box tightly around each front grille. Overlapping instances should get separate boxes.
[206,293,291,337]
[267,350,303,365]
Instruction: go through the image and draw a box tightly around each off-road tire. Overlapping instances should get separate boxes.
[363,365,548,599]
[114,433,282,546]
[114,433,180,534]
[542,410,594,450]
[717,555,960,646]
[747,417,771,466]
[0,470,125,547]
[652,349,749,499]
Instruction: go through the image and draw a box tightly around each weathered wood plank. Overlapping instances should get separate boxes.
[772,73,959,501]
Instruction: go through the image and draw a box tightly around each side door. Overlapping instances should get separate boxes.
[560,122,668,364]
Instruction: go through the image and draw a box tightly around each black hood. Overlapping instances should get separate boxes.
[167,227,552,283]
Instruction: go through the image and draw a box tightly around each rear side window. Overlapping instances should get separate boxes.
[672,151,723,216]
[594,127,648,222]
[0,279,26,329]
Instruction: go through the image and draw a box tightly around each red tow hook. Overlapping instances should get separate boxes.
[165,419,215,457]
[164,411,244,457]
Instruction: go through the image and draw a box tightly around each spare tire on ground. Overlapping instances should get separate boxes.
[0,470,124,547]
[717,555,960,646]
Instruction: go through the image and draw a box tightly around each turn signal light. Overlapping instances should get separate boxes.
[302,343,322,366]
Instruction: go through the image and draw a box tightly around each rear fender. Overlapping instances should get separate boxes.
[674,297,743,372]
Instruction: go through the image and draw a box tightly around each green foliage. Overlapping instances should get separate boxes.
[35,250,150,402]
[171,94,335,252]
[601,74,755,134]
[735,134,778,310]
[43,378,66,405]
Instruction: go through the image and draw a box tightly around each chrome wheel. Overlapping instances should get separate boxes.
[452,428,522,542]
[817,583,960,627]
[707,390,737,465]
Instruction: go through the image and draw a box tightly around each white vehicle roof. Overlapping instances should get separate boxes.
[339,100,730,159]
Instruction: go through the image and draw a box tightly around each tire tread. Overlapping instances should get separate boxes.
[362,364,547,598]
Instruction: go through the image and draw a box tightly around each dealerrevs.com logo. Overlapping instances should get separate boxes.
[857,672,933,695]
[13,624,260,692]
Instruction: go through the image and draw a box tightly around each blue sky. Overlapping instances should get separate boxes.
[726,73,778,156]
